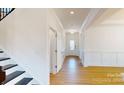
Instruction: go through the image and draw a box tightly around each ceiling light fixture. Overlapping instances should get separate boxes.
[70,11,74,15]
[70,31,75,34]
[68,29,77,34]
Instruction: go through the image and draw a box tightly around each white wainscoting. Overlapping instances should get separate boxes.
[65,49,80,56]
[84,51,124,67]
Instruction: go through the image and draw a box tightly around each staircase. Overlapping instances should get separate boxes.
[0,8,15,21]
[0,49,39,85]
[0,8,39,85]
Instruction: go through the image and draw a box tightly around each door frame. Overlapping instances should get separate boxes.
[49,27,57,74]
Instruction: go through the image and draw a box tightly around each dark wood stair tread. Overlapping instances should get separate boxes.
[15,78,33,85]
[0,51,4,53]
[0,57,10,61]
[3,64,18,70]
[2,71,25,84]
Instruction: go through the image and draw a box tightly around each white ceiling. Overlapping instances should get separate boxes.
[54,8,91,32]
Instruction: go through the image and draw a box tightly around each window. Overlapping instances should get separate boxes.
[70,40,75,50]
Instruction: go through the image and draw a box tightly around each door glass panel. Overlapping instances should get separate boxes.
[70,40,75,50]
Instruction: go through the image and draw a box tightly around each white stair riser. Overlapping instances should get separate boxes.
[0,60,15,66]
[0,53,9,58]
[6,66,22,75]
[5,73,27,85]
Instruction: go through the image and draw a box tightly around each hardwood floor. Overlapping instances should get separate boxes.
[50,56,124,85]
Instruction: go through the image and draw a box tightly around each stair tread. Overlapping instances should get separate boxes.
[2,71,25,84]
[0,51,4,53]
[3,64,18,70]
[15,78,33,85]
[0,57,10,61]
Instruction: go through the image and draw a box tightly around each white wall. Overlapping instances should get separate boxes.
[83,9,124,67]
[65,32,80,56]
[0,9,49,84]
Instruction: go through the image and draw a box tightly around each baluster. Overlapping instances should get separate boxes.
[1,8,2,19]
[6,8,7,15]
[2,8,4,18]
[1,8,3,19]
[0,8,1,20]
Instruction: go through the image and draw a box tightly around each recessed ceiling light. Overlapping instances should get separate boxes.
[70,11,74,15]
[70,31,74,34]
[68,29,77,34]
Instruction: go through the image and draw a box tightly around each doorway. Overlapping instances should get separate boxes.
[49,28,57,74]
[65,32,80,56]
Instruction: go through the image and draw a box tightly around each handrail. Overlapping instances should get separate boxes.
[0,8,15,21]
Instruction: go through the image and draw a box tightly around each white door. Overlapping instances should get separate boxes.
[49,28,57,74]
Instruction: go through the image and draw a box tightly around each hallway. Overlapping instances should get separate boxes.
[1,8,124,85]
[50,56,124,85]
[50,56,84,85]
